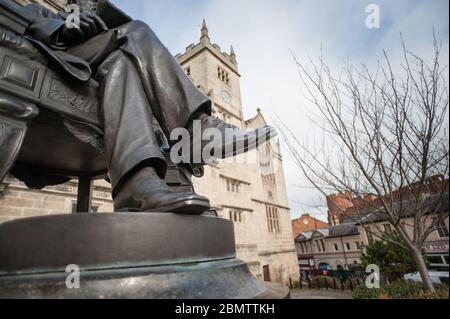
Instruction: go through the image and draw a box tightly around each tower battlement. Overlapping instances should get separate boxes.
[176,20,239,75]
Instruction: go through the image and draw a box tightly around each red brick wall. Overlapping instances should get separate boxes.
[292,214,329,237]
[326,193,354,225]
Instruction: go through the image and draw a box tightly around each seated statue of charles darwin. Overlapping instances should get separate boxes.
[15,0,275,214]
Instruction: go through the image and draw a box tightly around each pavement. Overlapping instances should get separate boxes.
[290,289,353,299]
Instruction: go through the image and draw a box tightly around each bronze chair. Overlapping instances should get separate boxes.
[0,0,200,212]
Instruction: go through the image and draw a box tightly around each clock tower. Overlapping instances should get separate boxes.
[175,20,244,128]
[175,21,299,284]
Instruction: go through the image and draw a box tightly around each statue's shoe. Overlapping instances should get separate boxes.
[187,114,278,164]
[114,168,210,214]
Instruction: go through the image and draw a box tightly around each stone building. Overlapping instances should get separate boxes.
[175,20,299,284]
[14,0,62,10]
[0,0,300,286]
[295,223,365,279]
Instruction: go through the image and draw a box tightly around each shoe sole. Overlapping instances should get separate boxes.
[116,199,211,215]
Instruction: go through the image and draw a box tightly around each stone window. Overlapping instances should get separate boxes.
[225,177,241,193]
[299,242,308,254]
[266,205,280,233]
[334,244,339,252]
[315,240,321,252]
[345,242,351,251]
[315,239,326,252]
[185,66,191,76]
[260,144,276,183]
[303,242,309,253]
[437,220,449,238]
[229,210,244,223]
[217,66,230,84]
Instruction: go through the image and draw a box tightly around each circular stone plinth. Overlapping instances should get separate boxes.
[0,213,290,299]
[0,213,236,275]
[0,258,290,299]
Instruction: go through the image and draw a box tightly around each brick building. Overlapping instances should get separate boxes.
[292,213,329,237]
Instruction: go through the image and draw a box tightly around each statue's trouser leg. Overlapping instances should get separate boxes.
[96,50,167,197]
[116,21,212,136]
[67,21,212,196]
[68,20,212,135]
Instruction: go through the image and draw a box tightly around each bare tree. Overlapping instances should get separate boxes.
[280,35,449,292]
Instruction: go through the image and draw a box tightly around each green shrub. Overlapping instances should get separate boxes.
[352,285,383,299]
[411,284,449,299]
[383,281,424,299]
[344,278,364,290]
[352,280,449,299]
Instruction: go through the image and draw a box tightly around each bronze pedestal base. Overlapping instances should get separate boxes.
[0,213,290,299]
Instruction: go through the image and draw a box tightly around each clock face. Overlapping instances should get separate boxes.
[222,90,231,104]
[303,219,309,225]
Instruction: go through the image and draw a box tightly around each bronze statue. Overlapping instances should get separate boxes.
[0,0,276,214]
[0,0,292,300]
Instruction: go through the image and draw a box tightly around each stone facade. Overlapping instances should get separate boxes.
[0,178,114,224]
[0,1,300,286]
[175,20,299,285]
[14,0,64,12]
[295,225,365,278]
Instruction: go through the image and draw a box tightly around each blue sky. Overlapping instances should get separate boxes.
[114,0,449,221]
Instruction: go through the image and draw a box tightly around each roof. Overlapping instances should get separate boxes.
[295,224,359,242]
[328,176,449,224]
[347,192,449,225]
[245,109,267,128]
[295,228,328,241]
[327,224,359,238]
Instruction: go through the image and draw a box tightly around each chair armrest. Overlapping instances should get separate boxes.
[0,93,39,123]
[0,0,30,35]
[0,28,48,65]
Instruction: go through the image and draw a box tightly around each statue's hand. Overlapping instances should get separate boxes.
[79,12,109,38]
[61,12,108,45]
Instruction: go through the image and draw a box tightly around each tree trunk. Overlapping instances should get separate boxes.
[410,247,435,293]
